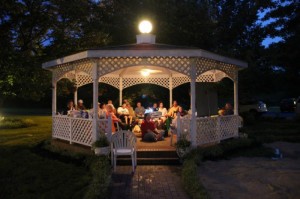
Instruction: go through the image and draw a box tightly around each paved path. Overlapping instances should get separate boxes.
[198,142,300,199]
[110,165,189,199]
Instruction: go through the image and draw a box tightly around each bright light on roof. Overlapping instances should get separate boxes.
[139,20,152,34]
[141,70,150,77]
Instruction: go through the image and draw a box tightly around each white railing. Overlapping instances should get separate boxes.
[52,115,241,148]
[52,116,111,147]
[179,115,242,146]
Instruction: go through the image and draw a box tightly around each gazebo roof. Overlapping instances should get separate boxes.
[42,43,247,69]
[42,34,248,91]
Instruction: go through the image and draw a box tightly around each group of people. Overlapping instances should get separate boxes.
[63,99,188,142]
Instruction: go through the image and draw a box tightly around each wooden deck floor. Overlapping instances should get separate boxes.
[51,134,177,154]
[136,134,176,151]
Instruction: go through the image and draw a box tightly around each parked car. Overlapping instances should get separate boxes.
[280,98,297,112]
[239,100,268,115]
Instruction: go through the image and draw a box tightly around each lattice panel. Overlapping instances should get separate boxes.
[52,116,71,140]
[52,59,94,83]
[196,74,215,82]
[122,77,169,89]
[180,117,191,141]
[75,59,94,77]
[77,74,93,87]
[195,58,237,80]
[58,71,75,82]
[98,57,143,76]
[172,76,190,88]
[53,64,74,83]
[71,118,93,146]
[98,119,109,135]
[219,115,240,140]
[196,117,220,145]
[215,71,229,82]
[99,76,120,89]
[148,57,191,76]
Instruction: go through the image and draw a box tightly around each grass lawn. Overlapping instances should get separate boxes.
[0,116,91,199]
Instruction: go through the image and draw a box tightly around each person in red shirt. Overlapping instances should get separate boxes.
[141,113,164,142]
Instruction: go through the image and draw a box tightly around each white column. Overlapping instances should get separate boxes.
[190,62,197,148]
[169,76,173,108]
[52,81,57,116]
[74,72,78,105]
[92,62,99,142]
[233,77,239,115]
[119,77,123,106]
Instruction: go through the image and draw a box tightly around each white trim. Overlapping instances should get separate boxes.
[42,49,248,69]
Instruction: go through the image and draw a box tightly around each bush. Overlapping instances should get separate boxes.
[182,157,210,199]
[84,157,111,199]
[0,117,37,129]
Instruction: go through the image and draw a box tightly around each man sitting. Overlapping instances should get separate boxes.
[135,102,145,118]
[117,103,130,124]
[141,113,164,142]
[167,100,179,118]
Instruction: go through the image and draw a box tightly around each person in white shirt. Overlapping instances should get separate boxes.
[117,103,130,124]
[158,102,168,122]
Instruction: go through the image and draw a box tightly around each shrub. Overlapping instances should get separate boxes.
[84,157,111,199]
[92,135,110,148]
[182,157,210,199]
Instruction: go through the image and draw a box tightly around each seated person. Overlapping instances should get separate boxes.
[152,103,159,111]
[89,102,101,118]
[107,99,117,114]
[63,100,76,115]
[76,99,86,111]
[141,113,164,142]
[224,103,234,115]
[106,104,122,132]
[135,102,145,118]
[117,103,130,124]
[99,103,107,119]
[218,103,233,116]
[126,102,135,126]
[167,100,179,118]
[178,106,187,117]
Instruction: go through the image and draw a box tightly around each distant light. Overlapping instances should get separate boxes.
[139,20,152,34]
[141,70,150,77]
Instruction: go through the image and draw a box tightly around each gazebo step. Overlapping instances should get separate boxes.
[116,157,180,165]
[137,150,178,158]
[114,150,180,165]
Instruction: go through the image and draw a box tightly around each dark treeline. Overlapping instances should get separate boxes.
[0,0,299,108]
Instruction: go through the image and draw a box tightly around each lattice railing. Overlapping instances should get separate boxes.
[52,116,111,146]
[179,115,241,146]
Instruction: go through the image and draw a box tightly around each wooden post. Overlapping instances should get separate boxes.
[92,62,99,142]
[190,61,197,148]
[169,76,173,108]
[52,81,57,116]
[234,77,239,115]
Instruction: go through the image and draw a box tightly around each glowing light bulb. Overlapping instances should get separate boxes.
[139,20,152,34]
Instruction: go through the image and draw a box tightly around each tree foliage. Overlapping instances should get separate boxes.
[0,0,298,107]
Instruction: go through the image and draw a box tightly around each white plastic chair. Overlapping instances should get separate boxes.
[111,130,137,172]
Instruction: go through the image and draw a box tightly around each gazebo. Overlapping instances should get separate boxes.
[42,21,247,148]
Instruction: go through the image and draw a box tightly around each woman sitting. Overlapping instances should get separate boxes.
[106,104,122,132]
[141,113,164,142]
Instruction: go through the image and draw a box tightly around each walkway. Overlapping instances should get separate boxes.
[110,165,189,199]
